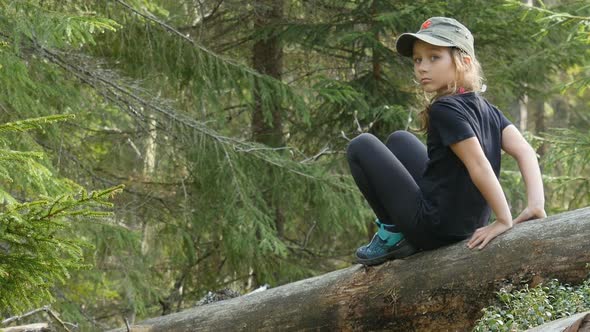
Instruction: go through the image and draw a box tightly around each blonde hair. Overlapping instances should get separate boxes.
[417,48,484,132]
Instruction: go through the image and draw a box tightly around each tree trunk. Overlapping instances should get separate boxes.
[534,98,547,160]
[371,1,381,85]
[251,0,284,149]
[518,0,534,133]
[249,0,286,291]
[110,207,590,332]
[519,92,528,132]
[528,311,590,332]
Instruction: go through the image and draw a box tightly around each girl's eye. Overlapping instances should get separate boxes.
[414,58,421,64]
[430,55,439,61]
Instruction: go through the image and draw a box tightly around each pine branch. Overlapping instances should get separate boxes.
[112,0,302,102]
[0,115,75,134]
[28,44,354,188]
[505,0,590,22]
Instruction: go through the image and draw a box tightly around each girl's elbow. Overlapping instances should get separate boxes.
[467,161,493,180]
[513,144,537,162]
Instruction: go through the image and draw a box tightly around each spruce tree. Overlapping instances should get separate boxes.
[0,116,122,314]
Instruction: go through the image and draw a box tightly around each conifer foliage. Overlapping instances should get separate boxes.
[0,116,123,313]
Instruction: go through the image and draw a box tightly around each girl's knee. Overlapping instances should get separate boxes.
[347,133,378,156]
[386,130,415,146]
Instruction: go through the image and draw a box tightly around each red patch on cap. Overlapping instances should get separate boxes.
[421,20,432,30]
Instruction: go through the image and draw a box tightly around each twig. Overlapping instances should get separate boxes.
[235,146,291,153]
[45,308,72,332]
[405,108,413,131]
[353,111,362,133]
[2,306,74,332]
[341,130,351,142]
[2,306,48,325]
[124,317,131,332]
[300,146,333,163]
[302,221,317,249]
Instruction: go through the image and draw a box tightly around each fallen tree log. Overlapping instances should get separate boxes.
[527,310,590,332]
[111,207,590,332]
[1,323,50,332]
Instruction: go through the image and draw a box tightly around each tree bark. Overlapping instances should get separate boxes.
[2,323,50,332]
[251,0,284,149]
[249,0,286,291]
[110,207,590,332]
[533,98,547,160]
[528,311,590,332]
[519,92,528,132]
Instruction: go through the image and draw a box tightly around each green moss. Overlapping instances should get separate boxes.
[473,275,590,331]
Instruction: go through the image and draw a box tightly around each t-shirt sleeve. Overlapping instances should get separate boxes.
[430,101,475,146]
[496,107,513,130]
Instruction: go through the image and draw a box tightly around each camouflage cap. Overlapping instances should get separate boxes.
[396,17,475,58]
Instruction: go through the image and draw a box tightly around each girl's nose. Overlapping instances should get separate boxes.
[416,62,427,73]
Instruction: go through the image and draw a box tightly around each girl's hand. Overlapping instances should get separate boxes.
[467,220,512,250]
[513,206,547,224]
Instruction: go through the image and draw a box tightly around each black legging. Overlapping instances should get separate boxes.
[347,130,445,250]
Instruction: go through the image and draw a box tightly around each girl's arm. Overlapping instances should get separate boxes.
[449,136,513,249]
[500,125,546,222]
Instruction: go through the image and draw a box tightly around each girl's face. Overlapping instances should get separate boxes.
[412,40,456,94]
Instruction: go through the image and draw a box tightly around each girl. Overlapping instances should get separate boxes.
[347,17,546,266]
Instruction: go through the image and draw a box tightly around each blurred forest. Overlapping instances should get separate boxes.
[0,0,588,330]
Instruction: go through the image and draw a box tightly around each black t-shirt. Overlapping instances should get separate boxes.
[417,92,513,242]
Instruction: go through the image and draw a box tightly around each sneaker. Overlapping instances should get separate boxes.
[355,220,418,266]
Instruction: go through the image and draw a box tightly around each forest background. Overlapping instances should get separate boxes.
[0,0,589,330]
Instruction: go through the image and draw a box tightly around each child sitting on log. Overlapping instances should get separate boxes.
[347,17,546,266]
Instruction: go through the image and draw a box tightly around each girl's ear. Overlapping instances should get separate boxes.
[463,56,472,65]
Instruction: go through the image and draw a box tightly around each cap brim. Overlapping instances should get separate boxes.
[395,33,455,57]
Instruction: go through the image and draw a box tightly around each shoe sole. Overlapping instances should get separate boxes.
[355,240,418,266]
